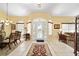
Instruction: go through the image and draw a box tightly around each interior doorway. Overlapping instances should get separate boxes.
[32,18,48,42]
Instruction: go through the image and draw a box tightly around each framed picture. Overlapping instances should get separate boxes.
[54,24,60,29]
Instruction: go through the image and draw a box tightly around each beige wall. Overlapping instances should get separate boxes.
[0,11,75,40]
[51,16,75,41]
[28,12,75,41]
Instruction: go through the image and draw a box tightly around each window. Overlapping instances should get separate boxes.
[48,23,53,35]
[62,23,75,33]
[16,23,24,34]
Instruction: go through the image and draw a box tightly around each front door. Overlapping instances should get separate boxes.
[32,18,48,41]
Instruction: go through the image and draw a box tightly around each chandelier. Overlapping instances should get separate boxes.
[0,3,12,25]
[0,19,12,25]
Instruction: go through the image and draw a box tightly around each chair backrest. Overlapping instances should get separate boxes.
[15,31,21,38]
[0,35,4,43]
[9,33,16,42]
[58,33,67,40]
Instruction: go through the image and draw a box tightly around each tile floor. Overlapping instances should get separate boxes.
[47,41,74,56]
[8,40,75,56]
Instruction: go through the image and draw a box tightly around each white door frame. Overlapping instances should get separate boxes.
[31,18,48,41]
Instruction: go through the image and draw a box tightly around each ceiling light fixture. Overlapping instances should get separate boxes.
[37,3,41,8]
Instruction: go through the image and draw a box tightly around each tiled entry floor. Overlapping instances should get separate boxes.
[8,40,75,56]
[47,41,74,56]
[8,41,32,56]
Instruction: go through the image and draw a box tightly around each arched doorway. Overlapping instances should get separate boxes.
[31,18,48,42]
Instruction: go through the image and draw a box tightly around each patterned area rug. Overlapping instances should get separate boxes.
[27,43,52,56]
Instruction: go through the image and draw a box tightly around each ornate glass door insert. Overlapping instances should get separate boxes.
[32,18,48,41]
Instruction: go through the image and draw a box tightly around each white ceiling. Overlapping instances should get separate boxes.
[0,3,79,16]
